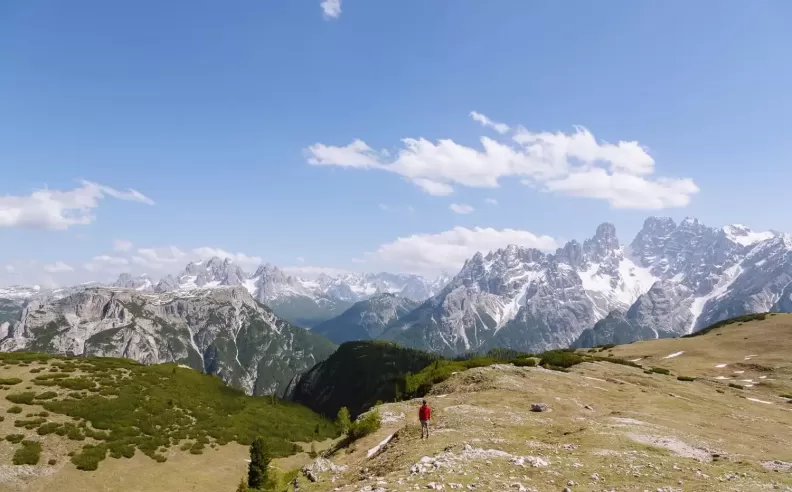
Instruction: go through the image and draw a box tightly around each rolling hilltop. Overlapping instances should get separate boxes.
[0,314,791,491]
[292,314,792,491]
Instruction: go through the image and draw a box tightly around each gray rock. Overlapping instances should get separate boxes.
[0,286,335,396]
[531,403,549,412]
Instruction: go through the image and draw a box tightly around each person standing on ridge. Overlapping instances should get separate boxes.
[419,399,432,439]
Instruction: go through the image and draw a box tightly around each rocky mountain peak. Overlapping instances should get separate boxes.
[583,222,620,262]
[113,273,153,291]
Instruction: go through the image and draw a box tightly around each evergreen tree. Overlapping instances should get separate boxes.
[337,406,352,434]
[247,437,269,490]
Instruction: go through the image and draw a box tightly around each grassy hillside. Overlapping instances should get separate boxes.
[289,341,439,418]
[292,313,792,492]
[0,353,338,481]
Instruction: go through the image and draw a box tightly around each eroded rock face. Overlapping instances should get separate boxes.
[0,286,335,396]
[381,217,792,355]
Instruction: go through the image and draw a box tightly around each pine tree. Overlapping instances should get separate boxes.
[337,407,351,434]
[247,437,269,490]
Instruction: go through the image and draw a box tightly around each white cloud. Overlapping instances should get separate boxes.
[0,180,153,230]
[378,203,390,212]
[113,239,134,252]
[449,203,474,214]
[542,168,699,209]
[83,255,129,273]
[470,111,510,134]
[295,256,305,264]
[132,246,187,270]
[192,247,262,270]
[44,261,74,273]
[320,0,342,19]
[485,198,498,205]
[305,115,699,209]
[4,265,14,273]
[359,226,558,276]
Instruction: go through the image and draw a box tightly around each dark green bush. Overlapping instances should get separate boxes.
[348,409,381,441]
[729,383,744,390]
[8,406,22,414]
[6,392,36,404]
[35,391,58,400]
[677,376,696,382]
[13,440,42,465]
[650,367,671,375]
[539,350,585,369]
[511,358,538,367]
[71,444,108,471]
[6,434,24,443]
[0,378,23,385]
[37,422,61,435]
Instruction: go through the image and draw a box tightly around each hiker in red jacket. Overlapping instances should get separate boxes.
[419,400,432,439]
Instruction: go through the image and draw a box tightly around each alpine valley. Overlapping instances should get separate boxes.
[2,216,792,392]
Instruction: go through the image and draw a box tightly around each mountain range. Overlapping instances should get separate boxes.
[2,215,792,384]
[379,218,792,355]
[112,259,449,328]
[0,285,335,396]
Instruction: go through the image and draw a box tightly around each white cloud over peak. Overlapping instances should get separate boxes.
[358,226,558,276]
[305,114,699,209]
[0,180,154,230]
[449,203,474,214]
[44,261,74,273]
[320,0,342,20]
[470,111,510,134]
[192,247,262,269]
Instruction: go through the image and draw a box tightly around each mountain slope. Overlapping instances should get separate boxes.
[383,224,657,356]
[313,293,419,344]
[293,314,792,492]
[572,218,792,347]
[0,286,335,395]
[286,340,438,418]
[385,218,792,355]
[0,352,337,489]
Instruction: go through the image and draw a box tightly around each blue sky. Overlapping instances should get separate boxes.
[2,0,791,286]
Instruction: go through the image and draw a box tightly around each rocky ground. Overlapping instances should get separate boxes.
[295,317,792,491]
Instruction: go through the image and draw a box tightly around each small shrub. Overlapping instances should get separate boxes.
[729,383,744,390]
[35,391,58,400]
[189,441,205,455]
[650,367,671,375]
[716,389,725,393]
[13,440,42,465]
[779,393,792,399]
[539,350,585,369]
[6,392,36,404]
[37,422,61,435]
[71,444,108,471]
[6,434,24,443]
[348,409,381,441]
[512,358,538,367]
[7,406,22,414]
[48,459,57,465]
[677,376,696,382]
[0,378,23,385]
